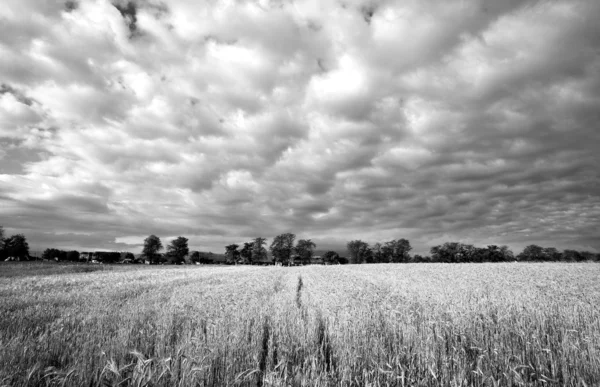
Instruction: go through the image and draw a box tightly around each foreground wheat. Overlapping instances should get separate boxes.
[1,262,599,386]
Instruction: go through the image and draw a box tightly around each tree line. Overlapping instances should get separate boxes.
[345,240,599,263]
[223,234,322,265]
[1,226,599,264]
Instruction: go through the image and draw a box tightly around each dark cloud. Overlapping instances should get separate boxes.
[360,4,376,24]
[64,1,78,12]
[113,1,139,37]
[0,84,35,106]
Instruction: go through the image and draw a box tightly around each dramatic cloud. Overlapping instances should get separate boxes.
[1,0,599,254]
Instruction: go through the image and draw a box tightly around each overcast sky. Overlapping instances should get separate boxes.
[1,0,599,255]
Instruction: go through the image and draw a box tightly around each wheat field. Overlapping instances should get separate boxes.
[1,262,599,386]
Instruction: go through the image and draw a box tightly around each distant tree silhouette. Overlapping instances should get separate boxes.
[0,226,5,255]
[271,233,295,265]
[295,239,316,265]
[167,236,189,264]
[143,235,163,264]
[347,240,369,264]
[517,245,545,261]
[252,237,268,263]
[190,251,201,264]
[225,244,240,264]
[385,239,412,263]
[240,242,254,264]
[4,234,30,260]
[66,250,80,262]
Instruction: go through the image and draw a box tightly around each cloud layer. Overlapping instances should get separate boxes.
[1,0,599,254]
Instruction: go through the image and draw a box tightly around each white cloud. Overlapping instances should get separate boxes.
[0,0,599,254]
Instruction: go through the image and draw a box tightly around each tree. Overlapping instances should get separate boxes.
[295,239,316,265]
[431,242,454,262]
[517,245,544,261]
[190,251,201,264]
[499,245,514,261]
[0,226,4,254]
[458,243,475,263]
[580,251,596,261]
[412,254,426,262]
[363,247,375,263]
[347,240,369,264]
[166,236,189,264]
[430,242,474,263]
[337,256,349,264]
[544,247,562,261]
[372,242,384,263]
[143,235,163,264]
[385,239,412,263]
[66,250,80,262]
[252,237,268,263]
[4,234,30,260]
[270,233,295,265]
[95,251,121,263]
[381,242,394,263]
[323,251,339,265]
[225,244,240,264]
[468,247,486,263]
[240,242,254,264]
[563,249,584,262]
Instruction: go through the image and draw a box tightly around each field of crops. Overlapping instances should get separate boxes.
[1,262,599,386]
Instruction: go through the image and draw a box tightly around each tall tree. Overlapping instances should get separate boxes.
[167,236,189,264]
[270,233,295,265]
[390,239,412,263]
[225,244,240,264]
[240,242,254,264]
[295,239,316,265]
[347,240,369,264]
[143,234,163,264]
[252,237,268,263]
[4,234,30,260]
